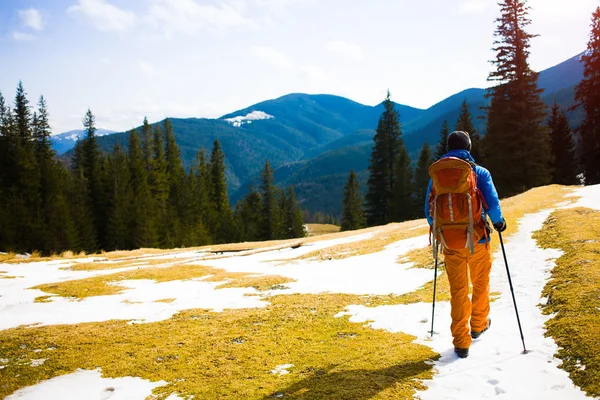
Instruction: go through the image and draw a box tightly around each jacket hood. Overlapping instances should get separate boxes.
[441,149,475,163]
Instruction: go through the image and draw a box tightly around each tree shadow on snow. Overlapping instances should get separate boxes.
[263,360,433,400]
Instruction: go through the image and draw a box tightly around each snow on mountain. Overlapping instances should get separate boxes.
[51,129,115,142]
[224,111,274,127]
[50,129,115,154]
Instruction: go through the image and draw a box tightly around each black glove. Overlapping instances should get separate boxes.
[493,218,507,233]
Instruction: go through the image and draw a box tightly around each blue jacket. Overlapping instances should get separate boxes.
[424,150,503,243]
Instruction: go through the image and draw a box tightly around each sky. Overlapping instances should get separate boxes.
[0,0,598,133]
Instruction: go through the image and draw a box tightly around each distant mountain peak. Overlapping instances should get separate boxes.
[225,111,274,127]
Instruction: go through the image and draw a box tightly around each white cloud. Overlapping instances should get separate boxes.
[12,31,35,41]
[67,0,138,32]
[458,0,491,15]
[252,46,326,82]
[529,0,598,22]
[19,8,45,31]
[147,0,257,37]
[138,60,157,76]
[253,45,293,68]
[326,40,364,61]
[299,65,327,81]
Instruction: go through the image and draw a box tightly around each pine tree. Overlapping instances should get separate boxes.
[341,170,365,231]
[414,142,433,213]
[484,0,551,196]
[455,99,483,162]
[164,119,185,246]
[575,7,600,184]
[151,124,169,247]
[259,159,281,240]
[128,129,157,248]
[283,186,304,238]
[366,90,403,226]
[33,96,76,253]
[80,109,107,249]
[106,143,133,250]
[235,183,263,242]
[548,103,578,185]
[390,146,414,222]
[140,117,154,173]
[71,140,97,252]
[208,139,236,243]
[435,120,450,160]
[12,82,41,251]
[193,148,213,245]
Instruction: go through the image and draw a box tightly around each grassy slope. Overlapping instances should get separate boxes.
[0,185,587,399]
[533,207,600,397]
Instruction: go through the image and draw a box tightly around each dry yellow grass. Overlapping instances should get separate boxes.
[0,294,438,400]
[33,295,53,303]
[216,275,295,291]
[154,298,176,303]
[533,207,600,397]
[305,224,341,236]
[293,220,430,262]
[65,258,183,271]
[32,265,296,300]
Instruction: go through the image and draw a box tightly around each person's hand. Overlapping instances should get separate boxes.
[493,218,507,232]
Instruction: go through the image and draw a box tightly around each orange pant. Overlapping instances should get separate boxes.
[443,243,492,348]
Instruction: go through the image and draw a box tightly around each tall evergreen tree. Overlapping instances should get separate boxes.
[128,129,157,248]
[283,186,304,238]
[12,82,41,251]
[151,124,169,246]
[575,7,600,184]
[548,103,578,185]
[208,139,236,243]
[164,119,185,246]
[341,170,365,231]
[435,120,450,160]
[193,148,212,245]
[71,139,97,252]
[455,99,483,162]
[235,183,263,242]
[484,0,551,196]
[33,96,76,253]
[366,90,403,226]
[259,159,280,240]
[414,142,433,212]
[81,109,107,249]
[390,146,414,222]
[140,117,154,173]
[106,143,133,250]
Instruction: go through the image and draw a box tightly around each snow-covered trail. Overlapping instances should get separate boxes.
[339,184,600,400]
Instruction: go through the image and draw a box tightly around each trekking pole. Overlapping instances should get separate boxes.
[429,244,439,337]
[498,231,528,354]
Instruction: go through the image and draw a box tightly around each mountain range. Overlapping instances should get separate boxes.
[58,52,585,217]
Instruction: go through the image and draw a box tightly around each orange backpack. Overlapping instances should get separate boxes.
[428,157,488,259]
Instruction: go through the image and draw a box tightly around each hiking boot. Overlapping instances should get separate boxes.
[454,347,469,358]
[471,318,492,339]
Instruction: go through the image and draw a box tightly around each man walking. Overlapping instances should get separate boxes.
[424,131,506,358]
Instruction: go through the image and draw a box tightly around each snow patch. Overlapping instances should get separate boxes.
[270,364,294,376]
[4,369,169,400]
[565,184,600,211]
[0,278,267,331]
[30,358,47,367]
[225,111,274,127]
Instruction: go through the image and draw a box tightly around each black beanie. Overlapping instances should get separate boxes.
[447,131,472,152]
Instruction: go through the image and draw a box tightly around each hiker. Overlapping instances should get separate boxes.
[424,131,506,359]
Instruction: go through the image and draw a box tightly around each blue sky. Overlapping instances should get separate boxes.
[0,0,597,133]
